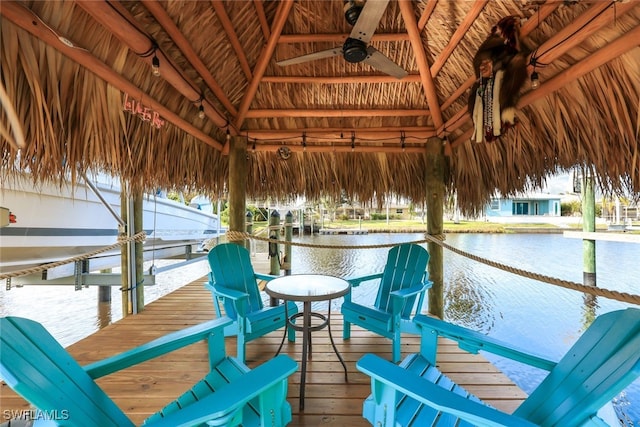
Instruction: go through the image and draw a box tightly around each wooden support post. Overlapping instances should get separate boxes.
[582,174,596,286]
[120,189,130,317]
[284,211,293,275]
[134,192,144,313]
[228,135,247,246]
[425,137,445,319]
[269,210,281,276]
[98,269,112,302]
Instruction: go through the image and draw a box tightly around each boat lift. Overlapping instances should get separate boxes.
[4,240,209,291]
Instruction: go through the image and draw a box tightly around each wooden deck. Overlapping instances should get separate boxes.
[0,272,526,426]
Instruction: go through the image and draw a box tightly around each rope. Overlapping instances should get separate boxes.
[226,230,640,306]
[0,232,147,280]
[421,233,640,306]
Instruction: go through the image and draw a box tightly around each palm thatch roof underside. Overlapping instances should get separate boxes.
[1,0,639,215]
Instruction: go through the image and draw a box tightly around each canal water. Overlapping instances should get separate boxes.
[0,232,638,423]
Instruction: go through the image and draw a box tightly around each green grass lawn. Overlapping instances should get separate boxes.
[250,219,599,234]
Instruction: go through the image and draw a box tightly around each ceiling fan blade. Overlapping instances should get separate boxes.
[349,0,390,45]
[363,46,408,80]
[277,48,343,66]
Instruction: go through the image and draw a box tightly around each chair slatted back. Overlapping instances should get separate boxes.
[208,243,264,319]
[515,308,640,426]
[374,243,430,318]
[0,317,134,427]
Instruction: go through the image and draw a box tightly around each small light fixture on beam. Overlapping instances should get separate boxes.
[530,71,540,90]
[226,120,231,143]
[151,43,160,77]
[194,92,205,119]
[530,56,540,90]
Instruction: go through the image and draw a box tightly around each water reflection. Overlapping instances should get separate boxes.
[444,268,496,333]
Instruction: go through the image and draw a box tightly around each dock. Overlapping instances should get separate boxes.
[318,228,369,235]
[0,269,526,425]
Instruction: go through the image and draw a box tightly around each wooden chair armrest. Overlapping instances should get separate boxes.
[345,272,383,287]
[414,314,556,371]
[357,354,537,427]
[254,272,278,282]
[389,283,428,299]
[209,285,250,302]
[144,355,298,427]
[84,317,233,379]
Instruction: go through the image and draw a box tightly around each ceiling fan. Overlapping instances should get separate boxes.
[276,0,408,80]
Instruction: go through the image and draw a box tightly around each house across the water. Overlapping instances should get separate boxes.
[485,194,562,218]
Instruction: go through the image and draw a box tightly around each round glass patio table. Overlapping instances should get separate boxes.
[265,274,350,411]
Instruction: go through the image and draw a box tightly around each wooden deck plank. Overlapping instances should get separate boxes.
[0,272,526,425]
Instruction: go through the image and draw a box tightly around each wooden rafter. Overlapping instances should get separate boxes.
[399,0,443,130]
[244,109,429,119]
[260,75,421,84]
[247,127,434,140]
[211,0,253,81]
[0,1,223,150]
[430,0,488,77]
[254,0,270,40]
[234,0,294,130]
[76,1,229,129]
[141,0,237,117]
[277,33,410,43]
[417,0,438,31]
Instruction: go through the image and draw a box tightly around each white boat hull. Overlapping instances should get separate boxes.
[0,174,221,272]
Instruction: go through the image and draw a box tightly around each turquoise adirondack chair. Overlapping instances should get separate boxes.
[206,243,298,362]
[0,316,297,427]
[342,243,432,363]
[357,308,640,426]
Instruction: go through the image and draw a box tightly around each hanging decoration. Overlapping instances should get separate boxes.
[277,146,292,160]
[123,93,165,129]
[468,16,530,143]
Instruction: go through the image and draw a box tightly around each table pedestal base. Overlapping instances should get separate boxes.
[276,300,348,410]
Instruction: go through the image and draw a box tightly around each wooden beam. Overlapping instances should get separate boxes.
[277,33,409,43]
[417,0,438,31]
[254,0,270,40]
[211,0,253,81]
[531,1,637,67]
[399,0,443,129]
[260,74,421,84]
[76,1,228,130]
[234,0,294,129]
[251,144,426,154]
[430,0,488,77]
[141,0,237,118]
[246,127,435,140]
[0,1,223,151]
[244,109,430,119]
[519,25,640,108]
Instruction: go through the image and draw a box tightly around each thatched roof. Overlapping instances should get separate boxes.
[1,0,639,215]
